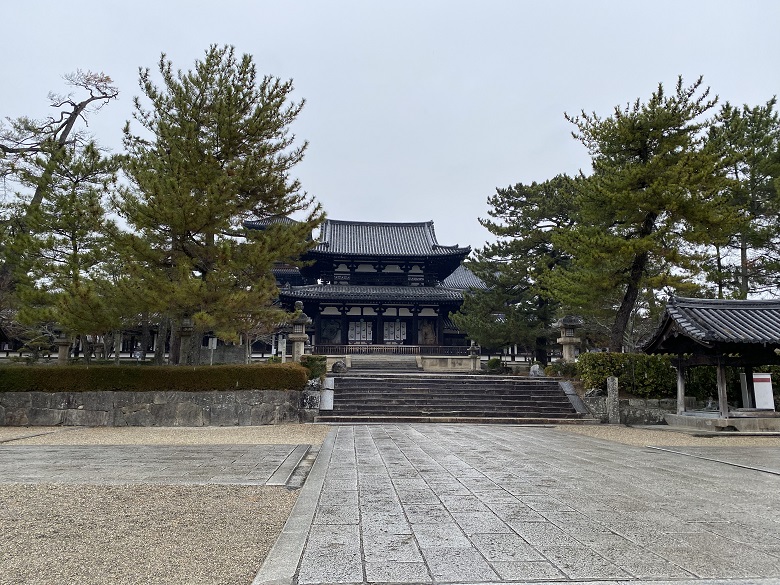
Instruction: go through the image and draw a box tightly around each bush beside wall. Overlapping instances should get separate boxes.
[577,353,676,398]
[0,363,308,393]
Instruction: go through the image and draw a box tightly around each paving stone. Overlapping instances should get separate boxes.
[422,547,499,582]
[362,532,424,563]
[297,524,363,585]
[451,511,513,535]
[364,561,430,583]
[541,545,632,580]
[511,521,582,547]
[412,523,472,548]
[491,559,567,580]
[403,503,453,524]
[439,494,492,513]
[470,532,545,562]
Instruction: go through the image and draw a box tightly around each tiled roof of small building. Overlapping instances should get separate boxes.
[279,284,465,303]
[312,220,470,257]
[644,296,780,353]
[441,265,487,290]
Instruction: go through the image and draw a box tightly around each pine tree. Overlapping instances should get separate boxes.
[17,141,121,361]
[118,45,323,364]
[551,77,735,352]
[706,99,780,297]
[452,176,575,361]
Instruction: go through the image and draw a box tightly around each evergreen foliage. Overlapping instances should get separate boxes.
[705,99,780,297]
[552,77,734,351]
[452,176,576,360]
[118,45,324,363]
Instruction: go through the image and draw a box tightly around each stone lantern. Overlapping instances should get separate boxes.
[289,301,311,363]
[553,315,583,363]
[54,327,71,365]
[468,339,481,372]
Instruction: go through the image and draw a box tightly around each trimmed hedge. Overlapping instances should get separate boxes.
[577,352,676,398]
[0,363,308,393]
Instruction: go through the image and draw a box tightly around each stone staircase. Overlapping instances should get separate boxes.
[316,373,593,424]
[348,354,421,372]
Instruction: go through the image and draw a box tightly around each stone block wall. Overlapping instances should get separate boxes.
[583,396,701,424]
[0,389,308,427]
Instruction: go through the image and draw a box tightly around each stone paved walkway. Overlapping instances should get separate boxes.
[0,444,302,485]
[259,424,780,585]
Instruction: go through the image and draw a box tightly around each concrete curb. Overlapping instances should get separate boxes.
[252,428,336,585]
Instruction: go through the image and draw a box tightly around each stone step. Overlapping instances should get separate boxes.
[315,415,594,424]
[322,373,584,424]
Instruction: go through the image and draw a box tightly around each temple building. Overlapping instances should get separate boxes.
[276,219,482,352]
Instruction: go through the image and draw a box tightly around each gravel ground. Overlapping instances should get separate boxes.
[0,423,333,446]
[0,484,297,585]
[0,424,331,585]
[554,423,780,447]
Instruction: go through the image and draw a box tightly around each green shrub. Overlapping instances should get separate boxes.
[544,361,578,378]
[0,363,308,393]
[300,355,327,380]
[577,352,676,398]
[486,357,503,370]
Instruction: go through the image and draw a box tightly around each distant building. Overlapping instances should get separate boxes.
[274,219,482,352]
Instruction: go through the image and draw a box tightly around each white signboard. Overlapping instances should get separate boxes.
[753,373,775,410]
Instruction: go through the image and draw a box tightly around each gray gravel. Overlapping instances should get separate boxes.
[0,483,297,585]
[554,423,780,447]
[0,424,330,585]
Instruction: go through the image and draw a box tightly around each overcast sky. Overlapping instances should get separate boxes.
[2,1,779,250]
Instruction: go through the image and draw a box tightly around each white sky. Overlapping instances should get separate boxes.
[2,0,779,250]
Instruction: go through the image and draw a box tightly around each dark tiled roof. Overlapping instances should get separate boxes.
[244,216,300,230]
[279,284,464,303]
[644,297,780,353]
[441,265,487,290]
[312,219,470,257]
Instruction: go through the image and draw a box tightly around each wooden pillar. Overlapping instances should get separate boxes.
[340,309,349,346]
[436,311,444,346]
[376,308,384,346]
[676,360,686,415]
[744,366,755,408]
[716,357,729,418]
[411,307,420,345]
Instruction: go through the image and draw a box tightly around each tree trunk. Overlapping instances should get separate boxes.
[740,234,749,299]
[610,250,650,352]
[140,315,151,361]
[169,318,181,365]
[609,212,656,352]
[154,317,169,365]
[113,330,122,365]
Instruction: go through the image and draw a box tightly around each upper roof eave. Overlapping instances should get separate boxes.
[644,296,780,354]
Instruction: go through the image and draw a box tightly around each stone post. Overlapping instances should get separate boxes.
[607,375,620,424]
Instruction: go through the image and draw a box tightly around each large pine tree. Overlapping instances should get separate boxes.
[550,77,735,352]
[119,45,323,364]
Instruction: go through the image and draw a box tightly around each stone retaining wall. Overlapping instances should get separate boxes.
[583,396,701,424]
[0,389,311,427]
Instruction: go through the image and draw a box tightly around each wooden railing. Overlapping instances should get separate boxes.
[313,344,470,356]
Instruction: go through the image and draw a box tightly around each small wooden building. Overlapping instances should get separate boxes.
[644,296,780,430]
